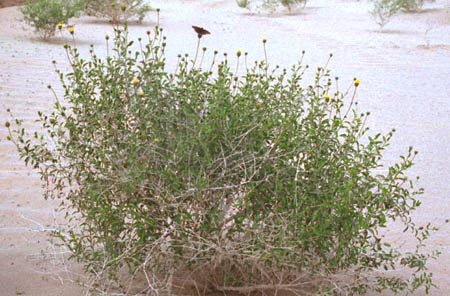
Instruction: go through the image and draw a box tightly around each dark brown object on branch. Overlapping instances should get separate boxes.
[192,26,210,37]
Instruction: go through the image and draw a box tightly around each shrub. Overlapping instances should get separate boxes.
[236,0,250,9]
[399,0,425,11]
[20,0,83,41]
[83,0,151,24]
[370,0,402,29]
[7,26,439,294]
[237,0,307,13]
[370,0,435,28]
[279,0,307,11]
[398,0,435,12]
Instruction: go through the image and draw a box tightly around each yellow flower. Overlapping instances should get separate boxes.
[236,49,242,57]
[325,94,330,101]
[68,26,74,34]
[256,102,262,108]
[57,23,62,30]
[132,78,139,85]
[262,38,267,44]
[354,79,360,87]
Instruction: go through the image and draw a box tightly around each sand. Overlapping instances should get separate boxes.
[0,0,449,294]
[0,0,24,9]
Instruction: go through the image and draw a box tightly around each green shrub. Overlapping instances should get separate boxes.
[236,0,250,9]
[370,0,435,29]
[399,0,424,11]
[370,0,402,29]
[83,0,151,24]
[20,0,83,41]
[237,0,307,12]
[279,0,307,11]
[7,26,439,294]
[398,0,435,12]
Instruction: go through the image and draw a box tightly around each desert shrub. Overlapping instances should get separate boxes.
[7,26,439,295]
[370,0,402,29]
[236,0,251,9]
[370,0,436,28]
[237,0,307,12]
[83,0,151,24]
[279,0,307,11]
[20,0,83,40]
[399,0,425,11]
[397,0,435,11]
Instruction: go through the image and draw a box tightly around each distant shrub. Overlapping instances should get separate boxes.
[398,0,437,11]
[83,0,151,24]
[20,0,83,40]
[370,0,436,28]
[7,26,439,295]
[399,0,425,11]
[398,0,436,12]
[237,0,307,13]
[370,0,401,29]
[236,0,250,9]
[279,0,307,11]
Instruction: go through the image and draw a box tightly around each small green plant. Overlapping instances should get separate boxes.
[400,0,424,10]
[20,0,83,41]
[280,0,307,11]
[370,0,402,29]
[7,26,439,295]
[236,0,250,9]
[238,0,307,13]
[83,0,151,24]
[370,0,435,29]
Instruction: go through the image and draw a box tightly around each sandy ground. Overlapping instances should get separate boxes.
[0,0,24,9]
[0,0,449,295]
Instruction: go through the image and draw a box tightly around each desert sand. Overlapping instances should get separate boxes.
[0,0,449,295]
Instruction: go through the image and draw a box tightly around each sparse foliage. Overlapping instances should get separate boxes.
[370,0,401,29]
[400,0,425,11]
[397,0,436,11]
[83,0,151,24]
[370,0,435,29]
[237,0,307,13]
[236,0,250,9]
[280,0,307,11]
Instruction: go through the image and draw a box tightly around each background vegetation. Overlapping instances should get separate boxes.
[20,0,151,40]
[370,0,436,28]
[83,0,151,24]
[20,0,83,40]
